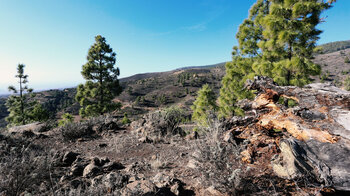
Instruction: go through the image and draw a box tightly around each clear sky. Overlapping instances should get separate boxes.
[0,0,349,94]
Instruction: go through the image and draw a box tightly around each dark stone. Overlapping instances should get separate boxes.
[103,161,125,172]
[70,164,85,177]
[297,109,326,121]
[62,151,79,166]
[70,179,81,189]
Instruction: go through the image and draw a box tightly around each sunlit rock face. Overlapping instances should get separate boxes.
[245,76,350,191]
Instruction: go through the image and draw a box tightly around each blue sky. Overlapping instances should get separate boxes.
[0,0,349,94]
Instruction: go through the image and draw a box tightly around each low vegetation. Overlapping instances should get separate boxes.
[191,84,217,127]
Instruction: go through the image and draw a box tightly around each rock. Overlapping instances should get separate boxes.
[91,116,119,133]
[128,176,136,183]
[22,130,35,138]
[70,164,85,177]
[103,161,125,172]
[83,163,101,178]
[139,136,153,143]
[99,143,108,148]
[92,157,110,167]
[240,150,252,164]
[273,138,350,191]
[7,122,50,136]
[132,110,185,138]
[62,151,79,166]
[187,159,198,169]
[170,179,185,196]
[122,180,157,195]
[103,172,128,190]
[70,179,81,189]
[152,173,171,187]
[91,172,128,191]
[223,131,234,143]
[296,109,326,121]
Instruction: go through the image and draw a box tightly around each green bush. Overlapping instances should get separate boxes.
[121,113,131,125]
[345,76,350,91]
[278,96,298,108]
[287,99,298,108]
[58,113,74,127]
[163,106,185,134]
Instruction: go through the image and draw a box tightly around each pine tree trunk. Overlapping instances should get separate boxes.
[287,41,293,85]
[99,56,104,115]
[20,77,25,125]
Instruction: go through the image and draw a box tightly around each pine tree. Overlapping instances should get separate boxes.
[191,84,217,127]
[219,0,335,118]
[218,0,269,118]
[255,0,333,86]
[218,54,255,118]
[6,64,48,126]
[76,35,122,117]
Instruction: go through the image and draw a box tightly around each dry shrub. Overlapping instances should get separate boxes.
[0,136,55,196]
[191,119,245,195]
[60,121,94,141]
[60,115,118,141]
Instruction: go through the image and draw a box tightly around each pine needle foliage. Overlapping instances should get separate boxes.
[76,35,122,117]
[219,0,335,118]
[5,64,48,126]
[191,84,218,127]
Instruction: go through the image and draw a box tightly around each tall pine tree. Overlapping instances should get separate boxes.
[219,0,335,118]
[256,0,333,86]
[76,35,122,117]
[219,0,269,117]
[6,64,48,126]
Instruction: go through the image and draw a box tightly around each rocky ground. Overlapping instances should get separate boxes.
[0,77,350,196]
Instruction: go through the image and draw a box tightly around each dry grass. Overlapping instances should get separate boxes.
[190,118,245,195]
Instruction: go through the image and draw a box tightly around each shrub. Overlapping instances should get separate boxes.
[0,137,54,196]
[345,76,350,91]
[191,118,242,194]
[60,121,94,141]
[278,97,298,108]
[287,99,298,108]
[163,106,185,135]
[121,113,131,125]
[345,56,350,63]
[58,113,74,127]
[60,115,119,141]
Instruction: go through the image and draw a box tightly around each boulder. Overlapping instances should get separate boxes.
[83,163,101,178]
[62,151,79,166]
[91,172,128,191]
[8,122,50,135]
[244,77,350,191]
[273,138,350,191]
[70,163,85,177]
[122,180,157,196]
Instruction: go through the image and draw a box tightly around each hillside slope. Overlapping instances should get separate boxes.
[1,77,349,195]
[0,42,350,127]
